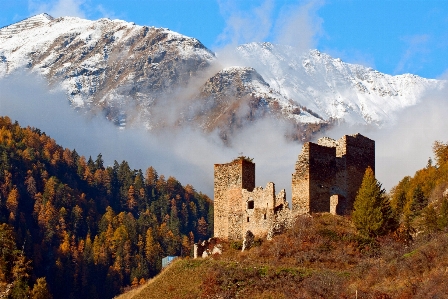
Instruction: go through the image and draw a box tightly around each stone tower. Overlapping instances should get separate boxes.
[214,158,255,240]
[292,133,375,215]
[213,157,287,240]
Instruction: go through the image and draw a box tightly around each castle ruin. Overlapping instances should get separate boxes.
[213,158,288,240]
[214,133,375,240]
[292,133,375,215]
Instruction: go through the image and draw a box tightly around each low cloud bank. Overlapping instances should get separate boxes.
[0,71,299,198]
[1,71,447,201]
[322,86,448,191]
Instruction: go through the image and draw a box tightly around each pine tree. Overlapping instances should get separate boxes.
[352,167,394,237]
[145,228,162,275]
[410,185,428,216]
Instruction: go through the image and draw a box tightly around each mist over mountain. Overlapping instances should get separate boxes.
[233,42,445,124]
[1,13,448,196]
[1,13,445,136]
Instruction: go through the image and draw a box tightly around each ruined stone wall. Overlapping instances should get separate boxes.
[318,137,348,213]
[292,133,374,215]
[214,158,255,240]
[214,158,288,240]
[241,183,285,238]
[292,142,338,213]
[342,134,375,211]
[308,143,337,213]
[292,143,311,213]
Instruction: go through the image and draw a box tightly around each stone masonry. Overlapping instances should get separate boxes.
[214,157,288,240]
[292,133,375,215]
[214,133,374,241]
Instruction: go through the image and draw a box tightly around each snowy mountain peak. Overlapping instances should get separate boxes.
[0,15,446,139]
[235,42,446,124]
[0,14,215,109]
[0,13,54,35]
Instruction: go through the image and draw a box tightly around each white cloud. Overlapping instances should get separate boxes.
[394,34,430,75]
[322,85,448,192]
[216,0,274,47]
[28,0,87,18]
[273,0,324,53]
[215,0,324,56]
[95,4,118,20]
[2,67,447,201]
[0,70,300,200]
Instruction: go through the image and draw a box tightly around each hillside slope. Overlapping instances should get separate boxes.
[0,116,213,298]
[117,213,448,299]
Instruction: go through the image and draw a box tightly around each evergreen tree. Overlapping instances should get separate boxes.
[410,185,428,216]
[352,167,394,237]
[95,154,104,170]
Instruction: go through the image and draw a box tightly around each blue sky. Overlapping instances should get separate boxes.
[1,0,448,79]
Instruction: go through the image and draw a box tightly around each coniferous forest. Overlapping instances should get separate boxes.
[0,116,213,298]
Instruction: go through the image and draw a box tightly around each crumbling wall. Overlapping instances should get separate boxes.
[241,182,286,238]
[292,143,311,213]
[292,133,374,215]
[214,158,255,239]
[343,134,375,211]
[292,142,337,213]
[214,158,288,240]
[308,143,337,213]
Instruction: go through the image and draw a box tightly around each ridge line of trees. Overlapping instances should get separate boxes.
[0,116,213,298]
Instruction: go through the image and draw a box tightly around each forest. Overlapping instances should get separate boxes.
[3,112,448,298]
[0,116,214,298]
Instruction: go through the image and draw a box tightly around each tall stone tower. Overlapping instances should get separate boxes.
[214,158,255,240]
[292,133,374,215]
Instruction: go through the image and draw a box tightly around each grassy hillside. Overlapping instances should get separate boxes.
[118,213,448,298]
[119,139,448,299]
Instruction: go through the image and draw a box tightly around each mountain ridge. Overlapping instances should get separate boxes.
[0,13,446,136]
[234,42,445,125]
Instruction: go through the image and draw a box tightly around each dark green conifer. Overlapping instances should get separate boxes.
[352,167,394,237]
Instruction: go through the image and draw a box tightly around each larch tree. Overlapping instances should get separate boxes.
[30,277,52,299]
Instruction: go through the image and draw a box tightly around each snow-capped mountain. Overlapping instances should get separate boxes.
[0,14,445,135]
[0,13,215,126]
[235,42,446,124]
[192,66,321,132]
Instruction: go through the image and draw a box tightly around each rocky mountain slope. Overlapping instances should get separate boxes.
[235,42,446,124]
[0,14,445,133]
[191,67,321,133]
[0,13,216,127]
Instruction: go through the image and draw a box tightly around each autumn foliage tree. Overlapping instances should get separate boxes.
[0,116,213,298]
